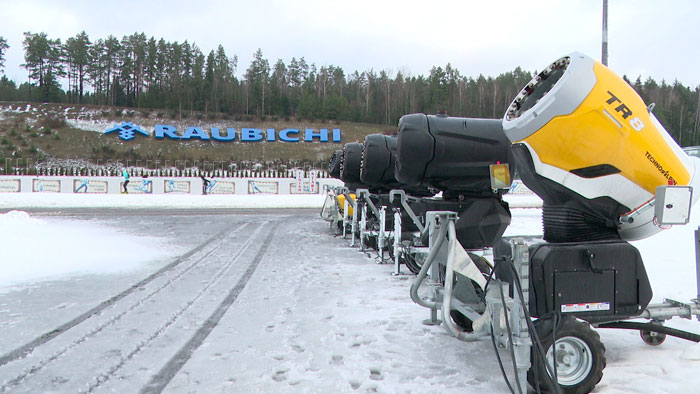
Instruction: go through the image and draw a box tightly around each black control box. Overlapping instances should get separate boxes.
[529,241,653,323]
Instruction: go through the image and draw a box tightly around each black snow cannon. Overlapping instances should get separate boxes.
[394,113,513,250]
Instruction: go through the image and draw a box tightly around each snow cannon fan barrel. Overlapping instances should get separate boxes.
[328,149,343,179]
[395,114,513,199]
[503,52,700,242]
[339,142,365,192]
[360,134,398,186]
[360,134,434,197]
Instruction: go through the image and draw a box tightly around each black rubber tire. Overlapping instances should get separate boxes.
[450,310,474,331]
[366,234,378,251]
[528,316,606,394]
[402,252,422,274]
[467,252,493,280]
[445,254,491,332]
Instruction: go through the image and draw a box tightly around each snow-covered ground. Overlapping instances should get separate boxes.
[0,193,330,210]
[0,193,699,393]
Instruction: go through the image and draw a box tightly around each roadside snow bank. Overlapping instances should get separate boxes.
[0,210,176,289]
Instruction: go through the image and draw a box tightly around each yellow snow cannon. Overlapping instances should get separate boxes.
[337,193,355,217]
[503,52,700,241]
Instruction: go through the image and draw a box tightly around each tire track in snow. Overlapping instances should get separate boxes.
[139,220,280,394]
[83,221,277,394]
[0,221,255,392]
[0,222,242,369]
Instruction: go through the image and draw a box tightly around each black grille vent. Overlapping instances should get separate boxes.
[570,164,621,178]
[542,205,620,243]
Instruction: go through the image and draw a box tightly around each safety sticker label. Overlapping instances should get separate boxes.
[561,302,611,313]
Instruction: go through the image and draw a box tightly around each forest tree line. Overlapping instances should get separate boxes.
[0,32,699,146]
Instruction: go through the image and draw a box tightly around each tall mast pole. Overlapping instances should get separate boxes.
[602,0,609,66]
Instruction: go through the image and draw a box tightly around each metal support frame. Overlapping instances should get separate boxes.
[320,185,337,225]
[408,211,532,393]
[342,190,355,208]
[350,196,358,247]
[337,187,354,239]
[393,209,402,276]
[695,227,700,306]
[353,189,389,256]
[377,206,386,261]
[509,240,532,394]
[630,226,700,324]
[424,211,453,325]
[640,299,700,321]
[389,190,424,232]
[343,199,349,238]
[360,203,367,251]
[356,189,380,218]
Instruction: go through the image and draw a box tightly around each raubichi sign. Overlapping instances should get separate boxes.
[105,122,341,142]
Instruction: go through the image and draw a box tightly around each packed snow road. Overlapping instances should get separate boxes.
[2,208,700,394]
[0,211,282,393]
[0,210,511,393]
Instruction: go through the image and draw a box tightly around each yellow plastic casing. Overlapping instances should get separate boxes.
[336,193,355,217]
[514,61,690,197]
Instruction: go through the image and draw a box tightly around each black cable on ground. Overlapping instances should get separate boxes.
[507,262,563,394]
[499,280,524,394]
[490,324,517,394]
[484,260,517,394]
[471,249,561,394]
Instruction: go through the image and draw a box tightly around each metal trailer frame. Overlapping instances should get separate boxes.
[354,189,393,261]
[339,187,354,239]
[320,185,355,237]
[388,189,430,276]
[593,227,700,343]
[409,213,700,393]
[319,185,339,227]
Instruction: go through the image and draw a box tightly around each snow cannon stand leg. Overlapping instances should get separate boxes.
[409,212,533,394]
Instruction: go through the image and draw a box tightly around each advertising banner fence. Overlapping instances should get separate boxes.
[164,179,191,193]
[126,179,153,194]
[248,180,279,194]
[74,180,109,194]
[0,179,20,192]
[33,179,61,193]
[290,181,320,194]
[206,180,235,194]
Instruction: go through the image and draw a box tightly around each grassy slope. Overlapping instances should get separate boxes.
[0,101,393,168]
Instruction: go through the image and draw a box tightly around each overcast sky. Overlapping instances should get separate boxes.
[1,0,698,88]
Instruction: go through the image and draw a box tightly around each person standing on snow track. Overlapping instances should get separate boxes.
[201,175,211,195]
[122,169,130,194]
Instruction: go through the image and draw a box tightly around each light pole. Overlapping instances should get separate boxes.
[602,0,608,66]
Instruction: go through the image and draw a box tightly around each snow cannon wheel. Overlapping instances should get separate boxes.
[640,329,667,346]
[528,316,606,394]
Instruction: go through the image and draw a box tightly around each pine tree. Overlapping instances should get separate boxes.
[64,31,91,103]
[22,32,65,101]
[245,49,270,117]
[0,36,9,74]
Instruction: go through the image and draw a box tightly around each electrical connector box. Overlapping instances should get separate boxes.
[655,186,693,225]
